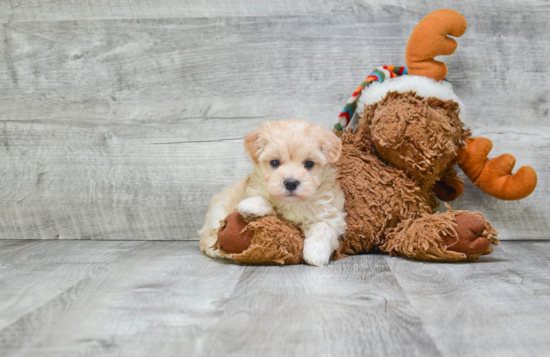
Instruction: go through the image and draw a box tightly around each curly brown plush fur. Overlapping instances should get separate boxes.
[331,126,431,259]
[217,215,304,265]
[330,91,496,261]
[383,209,498,261]
[362,91,470,201]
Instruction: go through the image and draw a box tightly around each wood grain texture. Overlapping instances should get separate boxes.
[1,240,550,356]
[0,240,140,331]
[0,2,549,240]
[202,254,441,357]
[0,240,245,356]
[386,241,550,357]
[0,0,358,22]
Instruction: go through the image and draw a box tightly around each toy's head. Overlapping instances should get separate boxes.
[348,9,472,202]
[243,119,341,202]
[358,90,468,191]
[348,8,536,201]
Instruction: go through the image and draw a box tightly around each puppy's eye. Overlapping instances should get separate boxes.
[304,161,314,169]
[270,160,280,168]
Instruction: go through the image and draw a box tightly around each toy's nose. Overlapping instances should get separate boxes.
[283,179,300,192]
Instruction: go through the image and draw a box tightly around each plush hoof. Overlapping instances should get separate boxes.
[382,209,499,261]
[215,213,304,265]
[441,213,495,255]
[217,212,254,253]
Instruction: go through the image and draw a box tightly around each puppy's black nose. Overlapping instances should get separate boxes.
[284,179,300,192]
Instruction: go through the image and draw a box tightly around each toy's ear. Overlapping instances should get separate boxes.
[322,128,342,164]
[243,126,263,164]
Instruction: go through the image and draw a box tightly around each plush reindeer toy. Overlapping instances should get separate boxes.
[213,9,537,264]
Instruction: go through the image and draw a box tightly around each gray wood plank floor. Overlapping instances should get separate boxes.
[0,0,549,241]
[0,240,549,357]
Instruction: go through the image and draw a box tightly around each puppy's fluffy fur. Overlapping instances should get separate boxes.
[199,119,347,266]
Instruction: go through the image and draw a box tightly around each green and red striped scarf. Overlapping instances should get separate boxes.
[334,66,407,132]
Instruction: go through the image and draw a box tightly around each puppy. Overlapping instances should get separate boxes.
[199,119,346,266]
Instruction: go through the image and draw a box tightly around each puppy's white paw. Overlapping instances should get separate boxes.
[237,196,274,219]
[203,246,222,259]
[200,233,223,259]
[303,238,332,267]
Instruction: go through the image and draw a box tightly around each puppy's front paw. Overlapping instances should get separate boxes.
[200,233,223,259]
[204,246,223,259]
[303,238,332,267]
[237,196,274,219]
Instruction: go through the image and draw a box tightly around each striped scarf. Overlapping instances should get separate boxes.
[334,66,407,132]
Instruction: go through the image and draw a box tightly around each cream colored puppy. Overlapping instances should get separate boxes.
[199,119,347,266]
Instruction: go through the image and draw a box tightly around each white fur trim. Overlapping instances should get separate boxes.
[357,75,466,119]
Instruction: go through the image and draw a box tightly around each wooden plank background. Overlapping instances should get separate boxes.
[0,0,548,240]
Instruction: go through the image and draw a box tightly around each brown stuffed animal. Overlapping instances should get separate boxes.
[214,9,537,264]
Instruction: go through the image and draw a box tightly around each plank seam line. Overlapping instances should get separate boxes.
[151,138,241,145]
[383,256,445,357]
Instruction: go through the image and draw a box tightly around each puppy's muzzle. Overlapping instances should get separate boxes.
[283,179,300,192]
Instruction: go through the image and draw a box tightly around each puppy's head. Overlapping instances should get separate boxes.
[243,119,341,202]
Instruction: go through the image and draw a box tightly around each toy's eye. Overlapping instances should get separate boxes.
[270,160,280,168]
[304,161,314,169]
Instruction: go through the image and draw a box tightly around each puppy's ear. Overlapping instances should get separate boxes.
[322,128,342,164]
[243,127,263,164]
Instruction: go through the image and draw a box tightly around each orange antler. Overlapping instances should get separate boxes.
[457,138,537,200]
[405,9,467,81]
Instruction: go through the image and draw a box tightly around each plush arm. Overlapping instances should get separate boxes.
[457,137,537,200]
[434,166,465,201]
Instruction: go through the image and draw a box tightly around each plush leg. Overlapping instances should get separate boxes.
[381,209,499,261]
[217,215,305,265]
